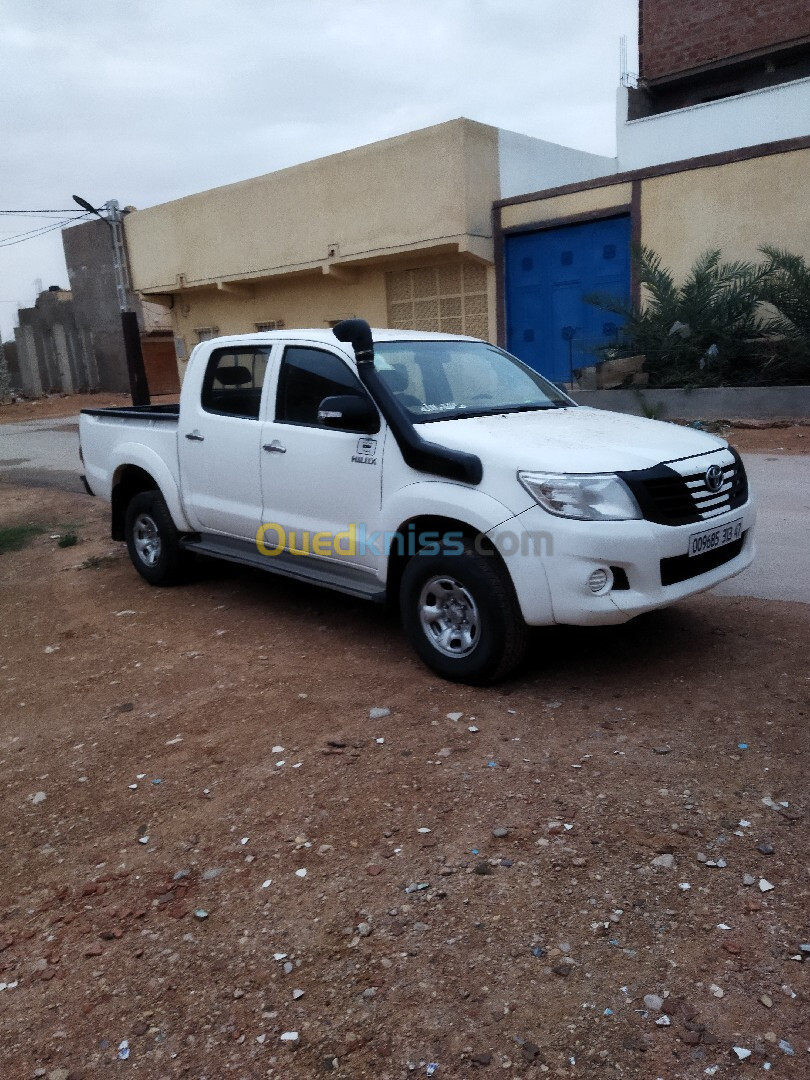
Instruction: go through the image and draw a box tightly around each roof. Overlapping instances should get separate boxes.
[204,328,483,348]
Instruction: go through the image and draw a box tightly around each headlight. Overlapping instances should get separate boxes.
[518,471,641,521]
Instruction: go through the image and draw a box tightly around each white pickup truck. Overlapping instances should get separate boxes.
[79,320,755,683]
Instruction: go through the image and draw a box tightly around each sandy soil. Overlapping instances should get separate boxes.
[0,484,807,1079]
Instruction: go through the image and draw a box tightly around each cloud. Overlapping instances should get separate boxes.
[0,0,636,338]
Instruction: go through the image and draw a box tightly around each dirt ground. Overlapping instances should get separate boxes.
[0,395,177,425]
[0,483,807,1080]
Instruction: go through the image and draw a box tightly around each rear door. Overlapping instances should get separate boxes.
[179,344,274,537]
[259,344,385,573]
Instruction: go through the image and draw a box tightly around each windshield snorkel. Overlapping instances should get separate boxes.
[332,320,483,485]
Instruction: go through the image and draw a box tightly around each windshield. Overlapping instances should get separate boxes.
[373,340,573,422]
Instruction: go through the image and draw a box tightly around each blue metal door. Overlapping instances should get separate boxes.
[505,216,631,383]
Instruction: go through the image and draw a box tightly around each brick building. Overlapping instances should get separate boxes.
[633,0,810,116]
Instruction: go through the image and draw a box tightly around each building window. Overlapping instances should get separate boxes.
[195,326,219,343]
[385,261,489,339]
[255,320,285,332]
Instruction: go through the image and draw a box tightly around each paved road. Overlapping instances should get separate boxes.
[713,453,810,604]
[0,416,807,602]
[0,414,86,493]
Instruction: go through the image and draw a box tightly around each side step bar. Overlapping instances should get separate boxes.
[180,534,386,603]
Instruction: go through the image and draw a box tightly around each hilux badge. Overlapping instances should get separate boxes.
[705,464,724,493]
[352,437,377,465]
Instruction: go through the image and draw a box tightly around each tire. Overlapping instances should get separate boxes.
[399,539,528,684]
[124,490,191,586]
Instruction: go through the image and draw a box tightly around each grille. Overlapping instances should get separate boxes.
[619,451,748,527]
[660,534,746,586]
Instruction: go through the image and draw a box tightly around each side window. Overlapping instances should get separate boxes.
[201,348,271,420]
[276,346,369,426]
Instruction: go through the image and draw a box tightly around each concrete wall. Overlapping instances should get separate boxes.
[497,130,616,200]
[639,0,810,81]
[617,79,810,171]
[640,146,810,281]
[571,386,810,420]
[62,218,138,394]
[13,290,89,396]
[126,119,501,295]
[500,182,634,231]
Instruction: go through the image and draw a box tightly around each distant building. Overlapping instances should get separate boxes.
[123,118,614,379]
[494,0,810,381]
[13,218,176,397]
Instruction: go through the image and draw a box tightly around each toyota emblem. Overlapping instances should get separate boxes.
[705,464,724,493]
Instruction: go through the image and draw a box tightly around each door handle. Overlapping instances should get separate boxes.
[185,430,205,442]
[263,441,287,454]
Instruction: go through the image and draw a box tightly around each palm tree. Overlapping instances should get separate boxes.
[758,246,810,339]
[586,246,770,387]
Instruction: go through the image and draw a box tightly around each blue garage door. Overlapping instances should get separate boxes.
[505,215,631,384]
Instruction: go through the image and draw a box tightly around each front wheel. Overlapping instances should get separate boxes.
[399,540,528,684]
[124,490,191,586]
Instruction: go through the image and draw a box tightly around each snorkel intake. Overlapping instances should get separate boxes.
[332,320,482,485]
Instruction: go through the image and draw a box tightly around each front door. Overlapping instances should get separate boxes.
[179,344,273,538]
[259,344,385,574]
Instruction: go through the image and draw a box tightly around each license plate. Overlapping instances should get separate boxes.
[687,518,743,558]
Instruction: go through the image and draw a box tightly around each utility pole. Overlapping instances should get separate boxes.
[72,196,150,407]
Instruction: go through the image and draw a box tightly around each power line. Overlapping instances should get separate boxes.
[0,209,98,215]
[0,212,95,248]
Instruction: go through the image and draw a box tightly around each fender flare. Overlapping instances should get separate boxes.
[111,442,194,533]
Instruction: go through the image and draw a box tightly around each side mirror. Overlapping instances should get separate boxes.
[317,394,380,434]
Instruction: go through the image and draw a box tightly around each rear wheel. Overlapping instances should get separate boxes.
[399,540,527,684]
[124,490,191,586]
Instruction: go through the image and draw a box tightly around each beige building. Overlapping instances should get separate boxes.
[123,118,614,375]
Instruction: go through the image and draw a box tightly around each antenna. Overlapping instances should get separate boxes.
[619,35,638,88]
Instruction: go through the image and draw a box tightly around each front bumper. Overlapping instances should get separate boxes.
[491,496,756,627]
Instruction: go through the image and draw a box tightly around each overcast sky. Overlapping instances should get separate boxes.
[0,0,637,341]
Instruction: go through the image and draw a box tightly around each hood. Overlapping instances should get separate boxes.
[417,406,728,516]
[419,407,726,475]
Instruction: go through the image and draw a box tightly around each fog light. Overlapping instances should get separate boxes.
[587,567,613,594]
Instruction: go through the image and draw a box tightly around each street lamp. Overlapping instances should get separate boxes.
[72,195,150,406]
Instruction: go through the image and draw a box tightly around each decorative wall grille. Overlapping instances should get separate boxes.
[385,262,489,339]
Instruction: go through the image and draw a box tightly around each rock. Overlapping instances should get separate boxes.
[759,994,773,1008]
[202,867,224,881]
[651,854,675,870]
[732,1047,751,1060]
[283,962,294,975]
[653,745,671,755]
[742,873,757,886]
[709,984,724,998]
[758,843,774,855]
[552,963,571,977]
[656,1015,671,1026]
[30,792,47,805]
[280,1031,299,1042]
[643,994,664,1012]
[471,1051,492,1066]
[759,878,775,892]
[47,1070,70,1080]
[681,1029,701,1046]
[366,865,382,876]
[357,922,372,937]
[295,868,307,878]
[474,861,494,876]
[84,943,103,957]
[369,707,390,719]
[492,827,509,839]
[132,1021,148,1036]
[293,989,305,1000]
